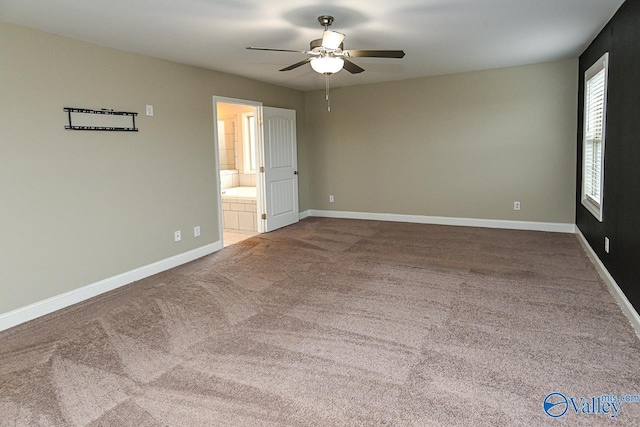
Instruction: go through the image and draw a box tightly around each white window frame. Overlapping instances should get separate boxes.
[581,52,609,222]
[241,112,257,174]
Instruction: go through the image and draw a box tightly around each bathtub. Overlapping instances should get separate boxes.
[221,186,256,200]
[221,187,257,231]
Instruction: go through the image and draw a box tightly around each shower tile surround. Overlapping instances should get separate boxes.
[218,108,257,233]
[218,113,257,191]
[218,117,236,171]
[220,169,239,189]
[239,173,257,187]
[220,170,256,190]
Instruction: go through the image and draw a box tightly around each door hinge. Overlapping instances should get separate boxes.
[259,118,263,126]
[259,166,265,173]
[261,213,267,220]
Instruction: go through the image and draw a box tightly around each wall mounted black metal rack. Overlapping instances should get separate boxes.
[64,107,138,132]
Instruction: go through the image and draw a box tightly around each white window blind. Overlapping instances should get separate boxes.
[582,53,609,221]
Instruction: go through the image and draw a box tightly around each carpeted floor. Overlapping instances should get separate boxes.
[1,218,639,426]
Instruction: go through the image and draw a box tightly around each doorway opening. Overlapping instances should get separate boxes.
[214,98,263,247]
[213,98,299,248]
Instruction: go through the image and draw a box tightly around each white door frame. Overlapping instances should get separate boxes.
[212,96,265,247]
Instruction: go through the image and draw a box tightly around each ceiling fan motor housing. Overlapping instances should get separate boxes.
[310,39,343,52]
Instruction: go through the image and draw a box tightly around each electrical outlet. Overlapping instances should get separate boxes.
[146,104,154,116]
[194,226,201,237]
[174,230,181,242]
[605,237,610,253]
[514,201,521,211]
[329,195,334,203]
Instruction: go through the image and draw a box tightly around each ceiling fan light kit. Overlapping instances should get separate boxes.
[247,15,405,111]
[310,56,344,74]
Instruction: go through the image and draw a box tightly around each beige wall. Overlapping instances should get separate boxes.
[305,59,578,223]
[0,23,307,314]
[0,22,578,318]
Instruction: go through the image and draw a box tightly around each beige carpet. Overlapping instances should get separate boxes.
[1,218,639,426]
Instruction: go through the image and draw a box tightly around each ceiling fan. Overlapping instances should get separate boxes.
[247,15,406,110]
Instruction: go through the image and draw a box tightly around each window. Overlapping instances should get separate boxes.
[242,112,257,173]
[582,52,609,222]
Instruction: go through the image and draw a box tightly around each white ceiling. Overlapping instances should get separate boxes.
[0,0,625,91]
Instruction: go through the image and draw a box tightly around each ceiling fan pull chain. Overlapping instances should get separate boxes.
[326,74,331,112]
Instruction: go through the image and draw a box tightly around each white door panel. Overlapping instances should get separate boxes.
[262,107,298,232]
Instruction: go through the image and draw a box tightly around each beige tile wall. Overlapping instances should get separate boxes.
[221,197,257,232]
[219,117,236,171]
[220,172,239,190]
[238,173,257,187]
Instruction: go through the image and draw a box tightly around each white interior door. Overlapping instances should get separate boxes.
[262,107,298,232]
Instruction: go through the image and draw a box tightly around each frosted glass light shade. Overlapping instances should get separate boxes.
[310,57,344,74]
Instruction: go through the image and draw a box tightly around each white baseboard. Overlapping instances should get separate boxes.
[308,209,576,233]
[0,241,223,332]
[299,210,310,220]
[6,220,636,342]
[576,229,640,339]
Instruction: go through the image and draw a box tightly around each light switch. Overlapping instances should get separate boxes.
[146,105,154,116]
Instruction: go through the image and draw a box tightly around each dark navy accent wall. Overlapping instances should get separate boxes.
[577,0,640,311]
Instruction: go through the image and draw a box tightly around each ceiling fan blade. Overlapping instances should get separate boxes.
[246,47,307,53]
[342,58,365,74]
[322,30,345,49]
[344,50,406,58]
[279,58,312,72]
